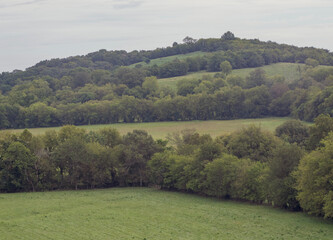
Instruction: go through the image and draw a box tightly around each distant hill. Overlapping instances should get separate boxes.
[0,32,333,129]
[1,32,333,85]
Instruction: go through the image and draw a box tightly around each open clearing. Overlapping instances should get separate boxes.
[158,63,307,90]
[129,51,208,68]
[3,117,297,139]
[0,188,332,240]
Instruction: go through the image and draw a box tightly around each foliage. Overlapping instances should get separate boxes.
[201,154,240,198]
[119,130,162,186]
[307,114,333,150]
[275,119,310,146]
[221,31,236,40]
[266,143,304,209]
[0,63,333,129]
[225,125,279,162]
[220,60,232,76]
[1,119,333,220]
[295,132,333,218]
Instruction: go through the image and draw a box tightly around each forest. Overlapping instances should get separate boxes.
[0,32,333,129]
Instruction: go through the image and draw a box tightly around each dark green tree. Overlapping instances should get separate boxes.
[226,125,278,162]
[307,114,333,150]
[266,143,304,209]
[295,132,333,218]
[201,154,239,198]
[275,119,310,147]
[120,130,161,186]
[221,31,235,40]
[0,141,36,192]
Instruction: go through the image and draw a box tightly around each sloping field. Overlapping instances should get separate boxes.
[130,51,208,67]
[158,62,307,90]
[0,188,332,240]
[3,118,296,139]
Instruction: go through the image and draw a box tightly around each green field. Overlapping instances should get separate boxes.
[3,118,296,139]
[130,51,208,68]
[0,188,332,239]
[158,63,307,90]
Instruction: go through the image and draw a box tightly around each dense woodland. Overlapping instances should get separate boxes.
[1,115,333,219]
[1,32,333,129]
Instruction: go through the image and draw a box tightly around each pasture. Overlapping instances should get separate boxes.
[3,117,296,139]
[158,62,307,90]
[0,188,332,239]
[129,51,208,68]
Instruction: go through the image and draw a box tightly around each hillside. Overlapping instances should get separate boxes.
[158,62,308,90]
[1,33,333,130]
[1,188,332,240]
[129,51,208,68]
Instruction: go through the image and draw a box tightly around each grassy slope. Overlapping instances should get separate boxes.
[129,51,208,68]
[2,118,297,139]
[0,188,332,240]
[158,63,307,90]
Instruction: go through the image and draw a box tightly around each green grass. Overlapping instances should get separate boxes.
[3,118,297,139]
[232,62,307,82]
[0,188,332,239]
[158,63,307,90]
[129,51,208,68]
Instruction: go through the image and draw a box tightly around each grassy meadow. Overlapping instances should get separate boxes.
[0,188,332,240]
[129,51,208,68]
[3,117,296,139]
[158,62,307,90]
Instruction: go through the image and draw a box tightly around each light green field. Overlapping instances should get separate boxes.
[0,188,332,240]
[158,63,307,90]
[232,62,307,82]
[130,51,208,68]
[3,118,296,139]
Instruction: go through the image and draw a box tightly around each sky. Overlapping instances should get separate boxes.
[1,0,333,72]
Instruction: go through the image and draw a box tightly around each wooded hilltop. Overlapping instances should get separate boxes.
[1,32,333,128]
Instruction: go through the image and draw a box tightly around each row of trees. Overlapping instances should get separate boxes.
[0,126,164,192]
[1,115,333,218]
[1,68,332,129]
[1,55,332,129]
[0,85,271,128]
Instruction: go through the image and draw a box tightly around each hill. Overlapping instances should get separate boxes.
[1,188,332,239]
[1,32,333,130]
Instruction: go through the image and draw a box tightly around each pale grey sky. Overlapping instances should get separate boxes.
[1,0,333,72]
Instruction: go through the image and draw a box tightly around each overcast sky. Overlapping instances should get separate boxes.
[1,0,333,72]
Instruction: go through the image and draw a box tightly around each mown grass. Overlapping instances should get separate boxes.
[158,63,307,90]
[0,188,332,240]
[3,117,297,139]
[129,51,208,68]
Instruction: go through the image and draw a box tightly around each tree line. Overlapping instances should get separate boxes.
[1,64,333,129]
[1,115,333,219]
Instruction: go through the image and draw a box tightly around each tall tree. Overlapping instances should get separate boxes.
[0,141,36,192]
[119,130,161,186]
[295,132,333,218]
[220,60,232,76]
